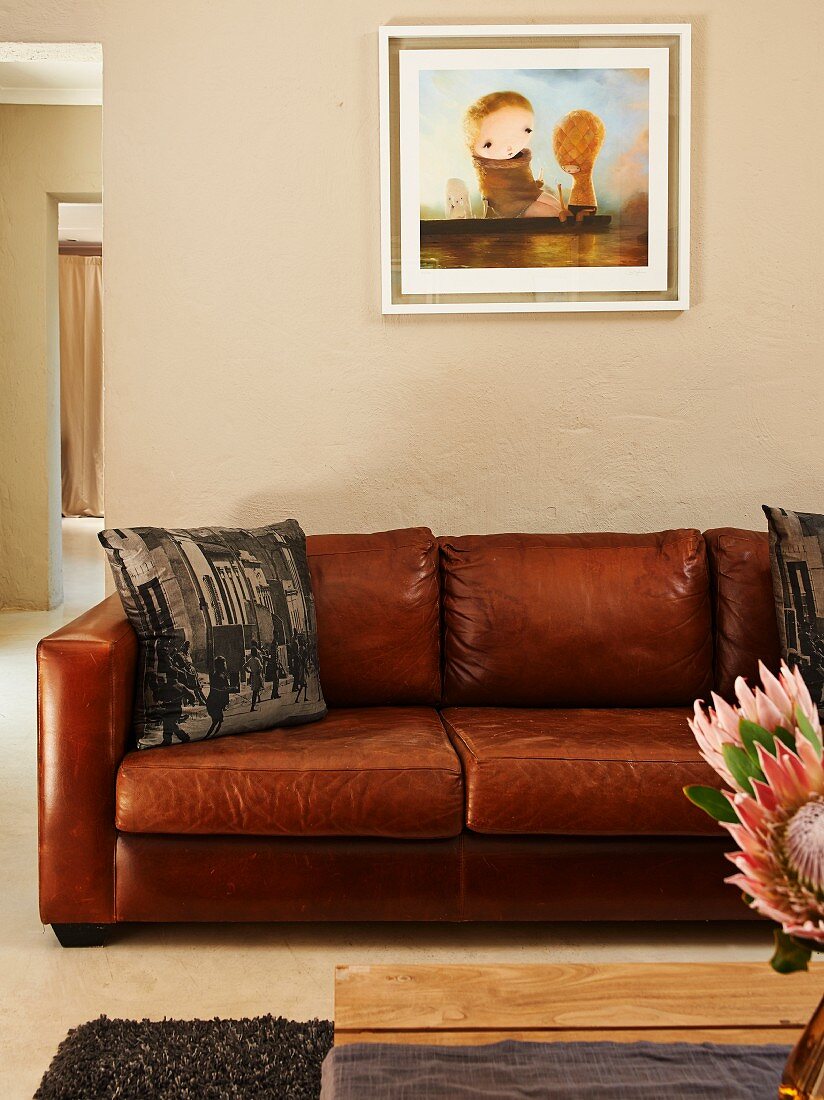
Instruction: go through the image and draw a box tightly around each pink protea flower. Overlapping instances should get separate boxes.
[725,740,824,945]
[686,661,824,965]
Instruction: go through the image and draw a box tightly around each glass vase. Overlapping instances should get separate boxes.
[781,993,824,1100]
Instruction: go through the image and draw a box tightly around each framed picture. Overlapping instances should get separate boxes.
[379,24,690,314]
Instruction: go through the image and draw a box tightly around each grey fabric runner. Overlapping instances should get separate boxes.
[321,1039,791,1098]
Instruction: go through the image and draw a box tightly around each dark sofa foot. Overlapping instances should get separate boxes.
[51,923,110,947]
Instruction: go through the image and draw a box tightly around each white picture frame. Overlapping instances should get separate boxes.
[379,24,691,314]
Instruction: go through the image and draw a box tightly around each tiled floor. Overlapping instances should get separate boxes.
[0,520,773,1097]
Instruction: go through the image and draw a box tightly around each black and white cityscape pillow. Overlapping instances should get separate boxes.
[99,519,327,748]
[763,505,824,716]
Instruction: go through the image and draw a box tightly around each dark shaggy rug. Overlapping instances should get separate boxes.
[35,1014,334,1099]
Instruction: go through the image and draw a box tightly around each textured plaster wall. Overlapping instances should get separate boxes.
[1,1,823,561]
[0,104,101,609]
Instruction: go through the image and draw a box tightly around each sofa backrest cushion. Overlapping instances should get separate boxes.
[440,530,712,707]
[704,528,781,700]
[306,528,441,707]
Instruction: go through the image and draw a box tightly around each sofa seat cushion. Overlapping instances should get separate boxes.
[442,708,722,836]
[116,707,463,838]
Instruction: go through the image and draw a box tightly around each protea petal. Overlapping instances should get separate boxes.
[784,919,824,945]
[754,688,786,732]
[724,872,763,894]
[777,740,818,793]
[689,707,717,750]
[789,664,820,731]
[758,662,794,722]
[756,743,808,807]
[797,736,824,787]
[734,677,760,723]
[731,793,770,836]
[725,826,768,861]
[698,749,732,785]
[725,852,769,880]
[712,692,743,739]
[750,778,779,812]
[690,700,736,784]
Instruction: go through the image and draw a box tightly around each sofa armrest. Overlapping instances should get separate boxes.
[37,594,137,925]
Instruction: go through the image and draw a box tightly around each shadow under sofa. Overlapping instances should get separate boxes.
[37,525,779,946]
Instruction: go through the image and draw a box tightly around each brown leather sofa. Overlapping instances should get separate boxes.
[37,526,780,946]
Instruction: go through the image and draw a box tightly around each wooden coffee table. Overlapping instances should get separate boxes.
[334,963,820,1047]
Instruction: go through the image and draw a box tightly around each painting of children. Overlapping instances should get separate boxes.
[417,67,649,271]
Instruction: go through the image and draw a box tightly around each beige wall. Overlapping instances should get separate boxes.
[0,104,101,609]
[1,2,823,558]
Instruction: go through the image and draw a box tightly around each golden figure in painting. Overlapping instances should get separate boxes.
[553,109,606,218]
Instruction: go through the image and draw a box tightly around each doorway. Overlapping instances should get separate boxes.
[58,202,104,519]
[0,43,102,609]
[58,201,105,604]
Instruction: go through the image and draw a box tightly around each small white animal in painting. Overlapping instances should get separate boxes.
[445,178,474,219]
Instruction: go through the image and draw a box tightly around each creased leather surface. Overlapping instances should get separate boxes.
[116,707,463,838]
[38,594,137,923]
[441,531,713,707]
[460,834,755,921]
[307,528,441,707]
[443,708,721,836]
[704,528,781,699]
[116,835,461,921]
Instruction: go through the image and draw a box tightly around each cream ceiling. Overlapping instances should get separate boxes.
[0,45,102,104]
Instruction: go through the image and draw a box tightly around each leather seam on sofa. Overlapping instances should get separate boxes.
[443,721,702,766]
[443,724,476,763]
[715,533,765,564]
[440,535,703,552]
[118,764,463,775]
[717,531,764,545]
[37,624,135,649]
[115,830,463,840]
[438,712,470,836]
[308,542,435,558]
[466,753,706,764]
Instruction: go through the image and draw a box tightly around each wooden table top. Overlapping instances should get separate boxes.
[334,962,821,1047]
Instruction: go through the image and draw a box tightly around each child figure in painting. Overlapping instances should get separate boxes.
[464,91,564,220]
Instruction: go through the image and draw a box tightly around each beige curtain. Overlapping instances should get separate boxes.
[59,254,104,517]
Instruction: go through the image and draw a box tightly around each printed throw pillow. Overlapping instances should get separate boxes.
[99,519,327,748]
[763,505,824,716]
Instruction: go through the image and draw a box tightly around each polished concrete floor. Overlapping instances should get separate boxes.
[0,520,773,1097]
